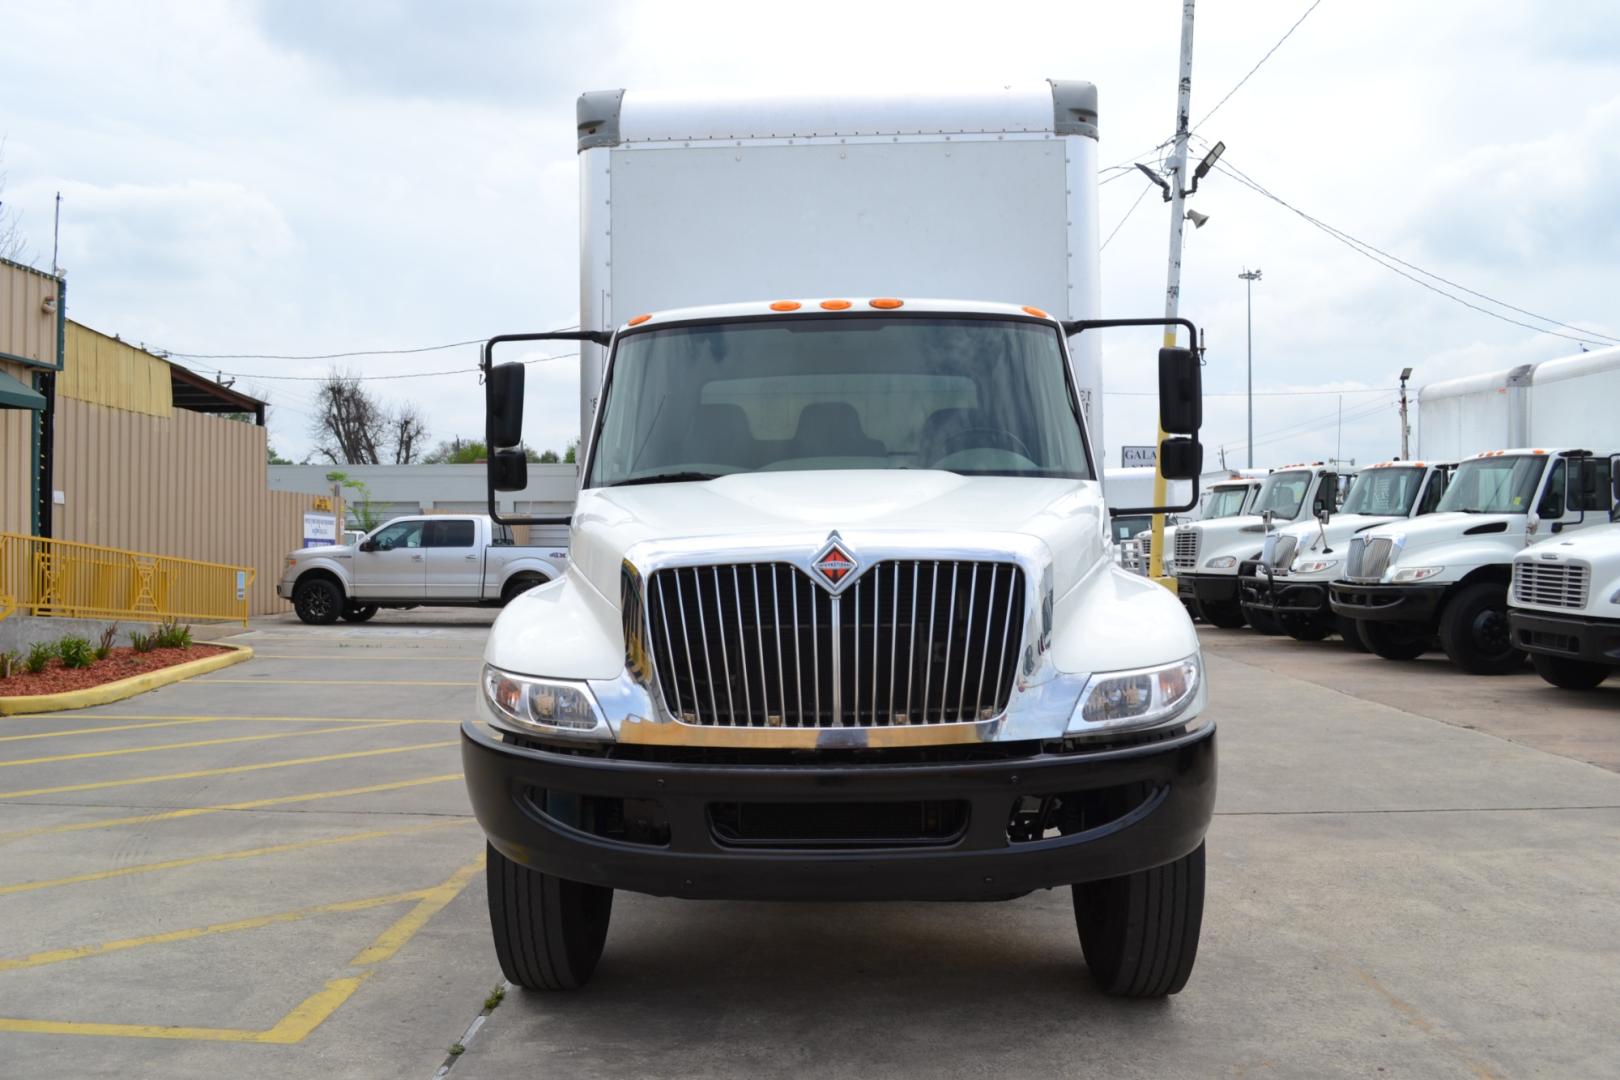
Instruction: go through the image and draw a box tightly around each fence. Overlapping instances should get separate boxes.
[0,533,254,626]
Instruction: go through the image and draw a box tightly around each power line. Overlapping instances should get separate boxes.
[1101,179,1157,251]
[159,324,582,362]
[1221,395,1394,455]
[1104,386,1395,397]
[1191,0,1325,133]
[1201,144,1619,347]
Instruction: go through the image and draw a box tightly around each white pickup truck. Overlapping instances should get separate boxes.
[278,514,567,624]
[1509,515,1620,691]
[1237,460,1453,642]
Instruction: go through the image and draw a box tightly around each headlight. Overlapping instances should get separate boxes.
[1390,565,1443,583]
[1070,655,1203,734]
[480,665,611,740]
[1294,558,1339,575]
[1206,556,1238,570]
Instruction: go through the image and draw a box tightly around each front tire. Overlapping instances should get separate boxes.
[1337,615,1370,651]
[1438,582,1524,675]
[341,603,379,623]
[1074,842,1205,998]
[1281,614,1332,642]
[292,577,343,625]
[486,842,613,991]
[1246,607,1284,635]
[1197,600,1247,630]
[1357,619,1432,660]
[501,574,548,606]
[1530,653,1611,690]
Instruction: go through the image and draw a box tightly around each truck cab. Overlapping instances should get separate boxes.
[1238,460,1453,641]
[1171,464,1345,629]
[1508,471,1620,689]
[1331,449,1616,672]
[1163,477,1263,580]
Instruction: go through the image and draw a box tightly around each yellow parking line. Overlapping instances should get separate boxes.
[0,740,457,800]
[0,718,226,743]
[0,773,464,842]
[0,818,471,897]
[193,679,475,687]
[0,720,414,768]
[0,855,484,1043]
[0,887,429,971]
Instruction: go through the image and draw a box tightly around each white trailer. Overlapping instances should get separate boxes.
[1417,344,1620,460]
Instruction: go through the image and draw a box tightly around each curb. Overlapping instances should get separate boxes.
[0,645,255,716]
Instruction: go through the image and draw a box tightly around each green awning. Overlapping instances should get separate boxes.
[0,368,44,410]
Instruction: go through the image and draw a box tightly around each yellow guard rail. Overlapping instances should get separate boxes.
[0,533,254,627]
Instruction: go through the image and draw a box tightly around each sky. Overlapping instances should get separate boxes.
[2,0,1617,469]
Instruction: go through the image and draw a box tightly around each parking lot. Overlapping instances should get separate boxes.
[2,615,1617,1079]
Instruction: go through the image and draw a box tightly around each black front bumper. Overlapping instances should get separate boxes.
[1238,562,1329,617]
[1329,581,1446,625]
[462,721,1217,902]
[1177,572,1240,605]
[1509,609,1620,665]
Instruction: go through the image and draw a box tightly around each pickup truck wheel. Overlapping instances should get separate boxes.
[340,603,379,623]
[1074,842,1205,998]
[1196,600,1246,630]
[1438,582,1524,675]
[1281,614,1331,642]
[501,574,548,605]
[1530,653,1611,690]
[1337,616,1370,651]
[486,842,612,991]
[1357,619,1431,660]
[292,578,342,625]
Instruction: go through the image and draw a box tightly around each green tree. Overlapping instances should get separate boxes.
[538,449,559,464]
[325,470,381,530]
[563,439,578,464]
[425,437,543,464]
[267,444,293,464]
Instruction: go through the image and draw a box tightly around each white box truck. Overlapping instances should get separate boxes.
[461,84,1216,998]
[1418,344,1620,459]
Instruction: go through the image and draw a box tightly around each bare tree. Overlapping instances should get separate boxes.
[0,141,30,263]
[308,368,429,465]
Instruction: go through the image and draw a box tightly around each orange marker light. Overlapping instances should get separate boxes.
[820,299,852,310]
[769,300,802,311]
[627,314,652,326]
[1022,305,1050,318]
[869,298,904,309]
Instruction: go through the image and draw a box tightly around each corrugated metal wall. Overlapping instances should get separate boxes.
[0,259,58,365]
[0,361,32,535]
[60,323,173,417]
[51,397,317,615]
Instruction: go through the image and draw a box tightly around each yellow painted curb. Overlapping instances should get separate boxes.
[0,645,254,716]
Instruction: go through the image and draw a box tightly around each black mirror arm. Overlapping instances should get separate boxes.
[1062,317,1199,349]
[481,329,608,527]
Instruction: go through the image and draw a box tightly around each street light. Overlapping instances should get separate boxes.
[1239,268,1263,467]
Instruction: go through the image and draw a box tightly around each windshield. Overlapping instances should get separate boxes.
[1111,515,1151,543]
[1252,471,1312,519]
[585,317,1091,486]
[1436,455,1546,514]
[1201,486,1251,519]
[1340,467,1424,516]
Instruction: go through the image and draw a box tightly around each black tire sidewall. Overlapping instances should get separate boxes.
[1358,619,1431,660]
[293,578,342,625]
[1530,652,1611,690]
[1438,582,1523,675]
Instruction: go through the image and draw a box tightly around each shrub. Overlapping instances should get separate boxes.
[57,636,95,669]
[25,641,55,673]
[0,651,18,679]
[96,624,119,661]
[154,620,193,650]
[129,630,156,654]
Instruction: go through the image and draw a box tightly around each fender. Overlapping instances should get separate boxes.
[493,553,567,593]
[292,555,353,599]
[484,567,623,680]
[1050,558,1200,675]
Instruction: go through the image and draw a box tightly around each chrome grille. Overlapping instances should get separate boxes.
[1268,535,1299,574]
[645,560,1024,728]
[1513,561,1589,609]
[1174,529,1200,571]
[1346,536,1393,582]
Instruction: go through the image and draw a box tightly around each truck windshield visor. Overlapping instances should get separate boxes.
[1339,467,1424,516]
[1252,471,1311,519]
[1201,486,1249,519]
[586,317,1091,486]
[1435,455,1546,514]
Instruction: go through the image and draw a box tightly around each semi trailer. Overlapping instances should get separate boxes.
[461,84,1216,998]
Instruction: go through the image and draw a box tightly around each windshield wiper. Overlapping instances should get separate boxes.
[608,471,725,488]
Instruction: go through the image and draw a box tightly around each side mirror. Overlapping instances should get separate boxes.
[358,539,377,552]
[488,362,526,449]
[491,447,529,493]
[1158,348,1202,435]
[1159,437,1202,480]
[1317,509,1331,526]
[1262,509,1275,530]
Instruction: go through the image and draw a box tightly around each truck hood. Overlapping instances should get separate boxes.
[1182,515,1270,572]
[568,470,1104,604]
[1519,525,1620,565]
[1281,513,1396,555]
[1365,511,1523,553]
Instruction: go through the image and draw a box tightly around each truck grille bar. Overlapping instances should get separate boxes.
[1174,529,1200,571]
[644,560,1024,728]
[1513,562,1589,609]
[1345,536,1394,582]
[1268,534,1298,575]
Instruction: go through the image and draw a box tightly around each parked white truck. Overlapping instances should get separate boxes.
[1331,449,1616,672]
[278,515,567,624]
[1170,463,1348,629]
[460,84,1216,998]
[1237,460,1453,642]
[1162,473,1265,578]
[1509,493,1620,690]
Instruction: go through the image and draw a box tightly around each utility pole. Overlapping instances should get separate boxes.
[1335,394,1342,463]
[1398,366,1413,459]
[1146,0,1199,584]
[1238,268,1262,467]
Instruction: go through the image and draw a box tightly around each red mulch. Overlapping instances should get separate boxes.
[0,644,232,697]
